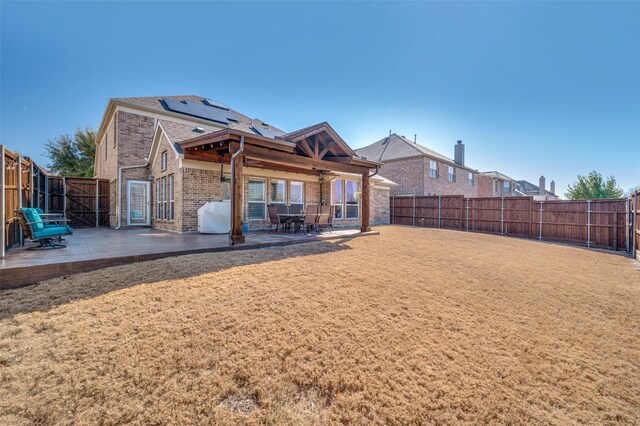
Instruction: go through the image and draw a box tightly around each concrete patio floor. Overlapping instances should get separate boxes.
[1,227,377,289]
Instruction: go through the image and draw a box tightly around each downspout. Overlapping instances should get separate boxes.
[229,135,245,244]
[116,161,149,229]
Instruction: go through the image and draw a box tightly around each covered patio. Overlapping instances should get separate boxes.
[1,226,377,289]
[178,122,382,244]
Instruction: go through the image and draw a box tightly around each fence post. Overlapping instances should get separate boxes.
[95,179,100,228]
[466,198,469,231]
[63,177,66,217]
[1,145,5,259]
[501,196,505,236]
[587,200,591,248]
[539,201,543,240]
[30,161,34,208]
[412,195,416,227]
[529,197,533,239]
[438,195,442,228]
[613,210,618,251]
[44,175,49,213]
[625,198,630,253]
[459,196,463,230]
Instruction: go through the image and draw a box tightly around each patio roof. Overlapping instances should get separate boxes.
[177,122,381,244]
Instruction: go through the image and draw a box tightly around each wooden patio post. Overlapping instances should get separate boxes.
[230,152,245,244]
[360,172,371,232]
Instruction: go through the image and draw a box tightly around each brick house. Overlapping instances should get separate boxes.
[94,96,395,237]
[476,171,518,197]
[515,176,559,200]
[355,134,479,197]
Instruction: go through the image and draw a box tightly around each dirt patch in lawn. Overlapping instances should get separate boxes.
[1,226,639,425]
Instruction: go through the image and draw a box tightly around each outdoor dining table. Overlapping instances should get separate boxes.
[277,213,305,233]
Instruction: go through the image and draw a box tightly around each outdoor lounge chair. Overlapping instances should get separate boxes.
[34,208,66,227]
[317,205,333,233]
[16,207,74,249]
[302,209,318,233]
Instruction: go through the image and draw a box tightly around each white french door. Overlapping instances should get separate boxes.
[127,180,150,226]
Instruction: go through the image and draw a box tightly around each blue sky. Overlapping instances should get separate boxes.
[2,1,639,195]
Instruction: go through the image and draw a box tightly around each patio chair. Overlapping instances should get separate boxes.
[267,205,287,233]
[317,207,331,234]
[318,205,333,233]
[302,209,319,234]
[289,204,303,215]
[16,207,74,249]
[34,208,66,228]
[305,204,319,215]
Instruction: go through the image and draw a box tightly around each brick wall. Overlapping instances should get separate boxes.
[477,175,494,197]
[378,156,478,197]
[150,134,183,232]
[378,157,424,196]
[425,160,478,198]
[115,111,155,228]
[371,186,391,225]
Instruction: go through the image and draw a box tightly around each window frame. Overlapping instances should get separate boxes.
[161,176,167,220]
[161,151,168,172]
[468,172,474,187]
[156,179,161,220]
[345,180,360,219]
[269,179,287,204]
[429,160,438,178]
[448,166,456,182]
[332,178,344,219]
[247,178,266,221]
[290,181,304,207]
[168,174,174,221]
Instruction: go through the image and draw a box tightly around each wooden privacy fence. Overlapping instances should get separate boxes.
[391,195,631,252]
[633,190,640,259]
[2,145,110,257]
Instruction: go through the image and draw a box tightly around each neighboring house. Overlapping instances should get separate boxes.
[355,134,479,197]
[94,95,395,237]
[477,171,518,197]
[516,176,559,200]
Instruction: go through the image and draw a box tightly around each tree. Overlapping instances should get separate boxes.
[565,171,624,200]
[45,127,96,177]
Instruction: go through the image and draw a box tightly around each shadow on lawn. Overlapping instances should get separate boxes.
[0,239,353,320]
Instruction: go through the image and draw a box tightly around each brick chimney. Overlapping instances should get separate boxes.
[550,180,555,194]
[539,176,546,196]
[454,140,465,166]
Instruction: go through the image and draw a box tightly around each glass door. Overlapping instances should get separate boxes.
[127,180,150,226]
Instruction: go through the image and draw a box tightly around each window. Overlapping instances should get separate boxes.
[270,179,286,204]
[332,179,344,219]
[161,151,168,171]
[248,179,266,220]
[156,179,161,219]
[468,172,474,187]
[503,181,511,194]
[346,180,359,219]
[429,160,438,178]
[221,174,231,201]
[168,174,174,221]
[161,176,167,219]
[494,180,499,192]
[290,181,304,208]
[448,166,456,182]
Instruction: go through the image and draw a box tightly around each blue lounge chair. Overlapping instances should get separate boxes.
[34,208,66,227]
[16,208,74,249]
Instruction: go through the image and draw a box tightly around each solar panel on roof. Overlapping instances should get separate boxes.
[224,110,239,122]
[162,98,192,115]
[183,100,229,125]
[252,126,284,139]
[203,98,229,110]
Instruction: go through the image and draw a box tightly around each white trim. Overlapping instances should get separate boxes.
[247,178,267,221]
[269,179,287,204]
[126,180,151,226]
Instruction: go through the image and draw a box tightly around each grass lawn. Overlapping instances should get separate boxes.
[1,226,639,425]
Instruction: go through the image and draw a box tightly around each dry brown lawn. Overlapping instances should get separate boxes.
[1,226,639,425]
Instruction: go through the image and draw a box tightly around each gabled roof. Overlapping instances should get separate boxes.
[516,180,557,196]
[107,95,285,138]
[481,171,516,181]
[356,133,456,163]
[280,122,357,158]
